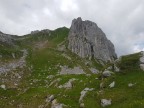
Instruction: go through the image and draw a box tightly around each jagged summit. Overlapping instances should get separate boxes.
[68,17,117,62]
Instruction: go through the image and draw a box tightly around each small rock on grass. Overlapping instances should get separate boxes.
[51,99,63,108]
[109,81,115,88]
[101,99,111,107]
[46,95,55,102]
[0,84,6,90]
[128,83,136,87]
[80,103,85,108]
[102,70,113,77]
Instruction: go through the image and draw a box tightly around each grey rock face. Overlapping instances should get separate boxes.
[0,31,15,46]
[68,17,117,62]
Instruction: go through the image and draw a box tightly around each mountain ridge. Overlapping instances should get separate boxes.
[0,17,144,108]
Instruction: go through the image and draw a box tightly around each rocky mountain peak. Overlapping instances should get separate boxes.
[68,17,117,62]
[73,17,82,22]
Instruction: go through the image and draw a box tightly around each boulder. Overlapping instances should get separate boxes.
[0,84,6,90]
[128,83,136,87]
[140,64,144,71]
[58,78,76,89]
[80,103,85,108]
[79,88,94,103]
[100,82,105,89]
[79,90,87,103]
[46,95,55,102]
[89,68,99,74]
[114,64,120,72]
[68,17,117,62]
[101,99,111,107]
[107,66,112,70]
[51,99,63,108]
[102,70,112,77]
[109,81,115,88]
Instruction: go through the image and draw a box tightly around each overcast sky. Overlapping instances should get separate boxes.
[0,0,144,56]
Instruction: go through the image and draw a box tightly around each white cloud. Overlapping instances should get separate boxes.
[43,8,53,17]
[133,44,144,53]
[59,0,78,12]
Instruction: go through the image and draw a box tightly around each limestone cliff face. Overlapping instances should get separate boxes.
[68,17,117,62]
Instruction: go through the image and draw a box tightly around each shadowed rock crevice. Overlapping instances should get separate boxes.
[68,17,117,62]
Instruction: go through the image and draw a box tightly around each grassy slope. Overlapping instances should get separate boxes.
[0,42,23,62]
[0,27,144,108]
[101,53,144,108]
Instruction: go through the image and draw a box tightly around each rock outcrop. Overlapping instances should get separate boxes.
[0,49,28,74]
[68,17,117,62]
[0,31,15,46]
[31,29,51,35]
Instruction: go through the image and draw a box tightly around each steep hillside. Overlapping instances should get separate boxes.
[18,27,69,48]
[0,19,144,108]
[0,26,102,108]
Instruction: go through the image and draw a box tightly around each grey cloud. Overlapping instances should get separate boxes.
[0,0,144,56]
